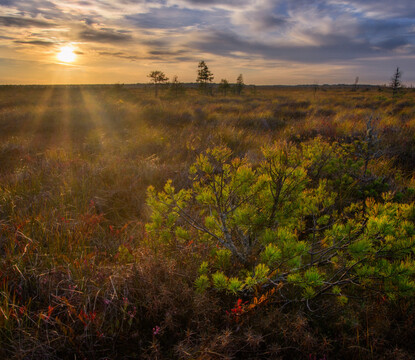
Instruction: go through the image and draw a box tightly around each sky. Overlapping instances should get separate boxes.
[0,0,414,85]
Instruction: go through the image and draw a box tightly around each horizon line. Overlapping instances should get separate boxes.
[0,82,410,87]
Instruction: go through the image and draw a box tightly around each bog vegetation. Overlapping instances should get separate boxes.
[1,79,415,359]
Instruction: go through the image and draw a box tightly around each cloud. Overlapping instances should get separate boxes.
[190,29,412,64]
[0,0,414,84]
[149,49,188,56]
[0,0,15,5]
[118,0,160,4]
[78,26,133,43]
[328,0,415,19]
[83,17,97,26]
[142,38,170,47]
[251,13,288,30]
[98,51,140,60]
[0,16,56,28]
[125,6,226,29]
[168,0,251,9]
[231,6,289,32]
[98,48,193,62]
[174,55,198,62]
[126,9,199,29]
[14,40,56,46]
[0,0,63,21]
[76,1,94,5]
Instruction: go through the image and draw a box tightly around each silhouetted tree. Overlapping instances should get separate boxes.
[390,67,402,97]
[219,79,230,96]
[235,74,244,95]
[353,76,359,91]
[148,70,169,97]
[196,61,214,94]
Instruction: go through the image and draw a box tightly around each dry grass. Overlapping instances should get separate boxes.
[1,84,415,359]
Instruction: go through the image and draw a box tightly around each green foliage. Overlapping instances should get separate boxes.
[303,268,324,287]
[253,263,270,283]
[228,277,244,294]
[198,261,209,275]
[147,140,415,302]
[215,249,232,269]
[195,274,210,293]
[212,271,228,291]
[261,244,282,266]
[302,286,316,299]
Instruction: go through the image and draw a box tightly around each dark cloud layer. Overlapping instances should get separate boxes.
[125,6,228,29]
[175,0,250,7]
[98,48,191,61]
[98,51,139,60]
[78,27,133,43]
[0,16,55,28]
[14,40,56,46]
[336,0,415,18]
[192,30,413,64]
[252,13,288,30]
[126,8,203,29]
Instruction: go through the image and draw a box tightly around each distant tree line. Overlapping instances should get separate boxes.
[147,61,245,97]
[147,62,404,98]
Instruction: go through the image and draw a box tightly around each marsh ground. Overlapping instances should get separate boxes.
[1,85,415,359]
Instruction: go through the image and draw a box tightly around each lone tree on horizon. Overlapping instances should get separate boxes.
[353,76,359,91]
[235,74,244,95]
[196,61,214,94]
[148,70,169,97]
[390,67,402,97]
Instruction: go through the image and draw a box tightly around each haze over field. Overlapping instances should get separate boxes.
[0,0,414,85]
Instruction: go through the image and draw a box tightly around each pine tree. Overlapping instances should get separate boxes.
[235,74,244,95]
[390,67,402,97]
[353,76,359,91]
[146,141,415,301]
[196,61,214,94]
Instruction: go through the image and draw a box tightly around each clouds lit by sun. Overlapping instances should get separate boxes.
[0,0,414,84]
[57,46,76,63]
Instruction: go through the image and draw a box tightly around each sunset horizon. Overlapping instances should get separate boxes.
[1,0,414,85]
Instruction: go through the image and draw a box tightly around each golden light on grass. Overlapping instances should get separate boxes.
[57,46,76,63]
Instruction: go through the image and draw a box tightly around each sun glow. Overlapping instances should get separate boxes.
[57,46,76,63]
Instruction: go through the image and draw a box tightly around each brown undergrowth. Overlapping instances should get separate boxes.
[1,85,415,358]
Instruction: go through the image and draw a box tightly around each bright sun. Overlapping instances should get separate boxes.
[57,46,76,63]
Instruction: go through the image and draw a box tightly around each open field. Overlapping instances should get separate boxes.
[1,85,415,359]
